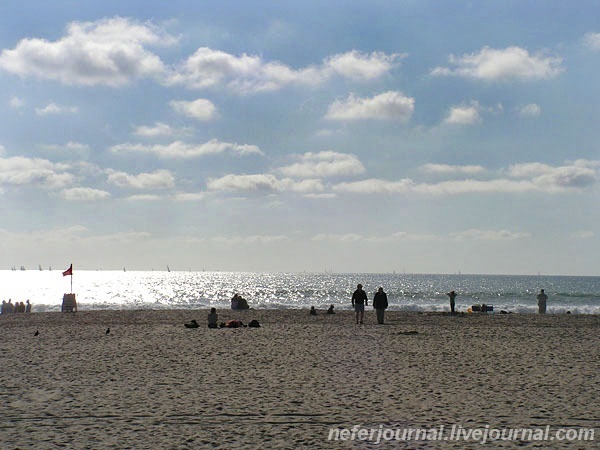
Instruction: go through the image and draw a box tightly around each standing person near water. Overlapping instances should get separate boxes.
[352,284,368,324]
[373,287,388,324]
[446,290,457,314]
[537,289,548,314]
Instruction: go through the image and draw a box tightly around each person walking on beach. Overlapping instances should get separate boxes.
[352,284,368,324]
[537,289,548,314]
[373,287,388,324]
[446,290,457,314]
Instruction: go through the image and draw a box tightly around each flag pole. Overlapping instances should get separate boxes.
[71,265,73,293]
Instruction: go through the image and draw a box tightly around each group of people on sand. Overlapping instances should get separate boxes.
[1,299,31,314]
[188,286,553,329]
[352,284,389,325]
[308,285,552,322]
[309,284,390,324]
[185,305,260,329]
[448,288,550,314]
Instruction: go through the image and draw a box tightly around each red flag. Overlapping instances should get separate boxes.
[62,264,73,277]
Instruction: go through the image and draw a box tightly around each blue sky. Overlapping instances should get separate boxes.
[1,1,600,274]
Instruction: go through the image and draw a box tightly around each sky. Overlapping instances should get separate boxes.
[1,1,600,275]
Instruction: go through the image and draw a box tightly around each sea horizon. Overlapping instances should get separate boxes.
[2,270,599,314]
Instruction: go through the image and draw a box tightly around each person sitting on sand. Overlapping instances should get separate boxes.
[537,289,548,314]
[207,308,218,328]
[310,306,317,316]
[327,304,335,314]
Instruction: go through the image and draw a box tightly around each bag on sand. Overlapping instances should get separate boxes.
[248,320,260,328]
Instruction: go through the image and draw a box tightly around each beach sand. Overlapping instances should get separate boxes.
[0,309,598,449]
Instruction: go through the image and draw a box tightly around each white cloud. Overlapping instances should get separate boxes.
[517,103,541,117]
[278,151,365,178]
[107,169,175,189]
[312,231,438,243]
[61,187,110,201]
[0,156,73,188]
[0,17,174,86]
[507,162,596,189]
[207,173,323,194]
[583,32,600,50]
[443,102,481,125]
[170,98,218,120]
[334,178,415,194]
[312,233,365,242]
[412,179,538,195]
[334,160,599,196]
[421,163,486,176]
[212,234,289,245]
[133,122,176,138]
[325,91,414,121]
[324,50,403,81]
[35,103,78,115]
[110,139,263,158]
[41,141,90,152]
[173,192,206,201]
[168,48,400,93]
[450,229,531,241]
[570,230,594,239]
[125,194,162,201]
[9,97,24,108]
[431,46,563,81]
[304,193,337,199]
[207,174,281,193]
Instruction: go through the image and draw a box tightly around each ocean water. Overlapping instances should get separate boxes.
[1,270,600,314]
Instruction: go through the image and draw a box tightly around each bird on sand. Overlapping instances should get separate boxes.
[34,330,39,336]
[105,328,110,335]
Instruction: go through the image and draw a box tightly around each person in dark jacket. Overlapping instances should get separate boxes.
[373,287,388,324]
[352,284,368,324]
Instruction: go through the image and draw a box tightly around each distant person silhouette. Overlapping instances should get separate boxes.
[327,304,335,314]
[207,308,218,328]
[537,289,548,314]
[231,294,249,310]
[352,284,368,324]
[373,287,389,324]
[446,290,457,314]
[310,306,317,316]
[25,300,32,313]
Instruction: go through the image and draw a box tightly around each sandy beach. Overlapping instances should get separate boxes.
[0,309,598,449]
